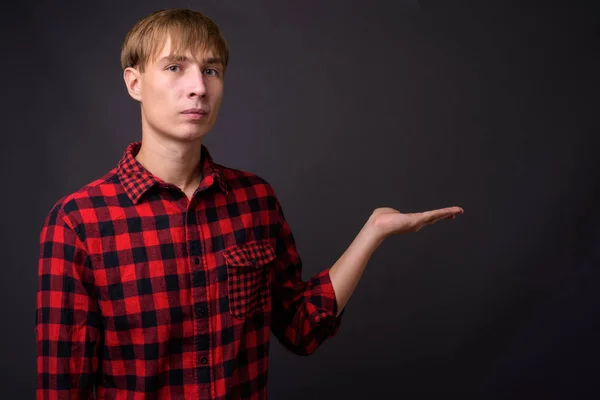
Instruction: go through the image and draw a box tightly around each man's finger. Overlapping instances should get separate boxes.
[418,207,463,225]
[430,210,458,224]
[428,209,450,222]
[429,215,448,225]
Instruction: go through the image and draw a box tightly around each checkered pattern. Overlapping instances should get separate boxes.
[223,240,276,319]
[36,141,344,399]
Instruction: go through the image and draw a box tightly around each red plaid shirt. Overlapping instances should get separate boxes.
[36,142,344,399]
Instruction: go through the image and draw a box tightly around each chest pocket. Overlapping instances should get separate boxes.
[223,240,276,319]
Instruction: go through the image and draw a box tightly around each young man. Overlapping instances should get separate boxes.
[36,8,463,400]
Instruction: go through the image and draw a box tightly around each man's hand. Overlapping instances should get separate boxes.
[369,206,464,239]
[329,205,464,315]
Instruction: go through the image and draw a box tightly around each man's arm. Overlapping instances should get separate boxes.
[269,199,345,356]
[269,195,463,355]
[36,204,101,399]
[329,206,464,316]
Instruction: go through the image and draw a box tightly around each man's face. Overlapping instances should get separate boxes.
[126,35,225,142]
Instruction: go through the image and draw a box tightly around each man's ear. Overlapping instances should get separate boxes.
[123,67,142,102]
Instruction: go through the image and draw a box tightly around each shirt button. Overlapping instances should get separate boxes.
[194,257,200,265]
[250,258,257,266]
[200,357,208,364]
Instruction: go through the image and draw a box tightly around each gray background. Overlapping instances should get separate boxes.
[2,0,599,398]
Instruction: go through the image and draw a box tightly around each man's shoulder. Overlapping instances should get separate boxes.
[42,167,120,228]
[218,163,277,196]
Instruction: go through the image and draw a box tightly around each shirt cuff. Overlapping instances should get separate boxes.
[309,268,345,336]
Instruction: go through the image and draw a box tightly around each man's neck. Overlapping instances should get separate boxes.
[135,135,204,194]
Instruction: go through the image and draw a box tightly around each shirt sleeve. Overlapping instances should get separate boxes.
[36,203,101,399]
[270,197,345,356]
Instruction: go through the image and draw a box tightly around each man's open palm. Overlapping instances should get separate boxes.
[370,206,464,238]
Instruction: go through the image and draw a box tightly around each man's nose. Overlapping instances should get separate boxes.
[188,70,207,98]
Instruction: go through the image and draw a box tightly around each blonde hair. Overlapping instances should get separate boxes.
[120,8,229,73]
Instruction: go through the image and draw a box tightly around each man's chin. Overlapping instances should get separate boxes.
[162,129,210,142]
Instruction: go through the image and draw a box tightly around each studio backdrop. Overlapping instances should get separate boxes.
[2,0,599,398]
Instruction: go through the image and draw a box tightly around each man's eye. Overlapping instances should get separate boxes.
[167,65,181,72]
[204,68,219,76]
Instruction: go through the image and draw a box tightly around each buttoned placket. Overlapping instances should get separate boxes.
[180,181,213,398]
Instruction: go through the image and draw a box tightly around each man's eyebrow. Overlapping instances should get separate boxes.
[203,57,223,65]
[158,55,189,63]
[158,55,224,65]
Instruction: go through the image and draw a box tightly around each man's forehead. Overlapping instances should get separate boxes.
[155,51,217,62]
[154,35,215,63]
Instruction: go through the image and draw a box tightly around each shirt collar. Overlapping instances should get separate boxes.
[117,141,228,204]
